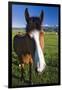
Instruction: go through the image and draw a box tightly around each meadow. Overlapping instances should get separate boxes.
[12,29,59,87]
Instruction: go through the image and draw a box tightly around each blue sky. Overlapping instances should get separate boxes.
[12,4,59,28]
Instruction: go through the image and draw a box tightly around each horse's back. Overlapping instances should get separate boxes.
[13,34,35,56]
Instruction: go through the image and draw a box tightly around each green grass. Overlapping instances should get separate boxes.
[12,29,59,87]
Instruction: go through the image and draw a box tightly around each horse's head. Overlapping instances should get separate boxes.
[25,8,44,33]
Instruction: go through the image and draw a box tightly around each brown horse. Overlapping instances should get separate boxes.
[13,8,45,84]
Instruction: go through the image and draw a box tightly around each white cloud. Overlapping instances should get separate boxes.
[44,24,49,26]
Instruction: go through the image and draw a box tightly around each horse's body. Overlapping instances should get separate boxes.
[13,34,35,61]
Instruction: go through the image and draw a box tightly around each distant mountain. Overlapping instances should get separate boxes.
[12,27,25,30]
[12,25,58,32]
[43,25,58,32]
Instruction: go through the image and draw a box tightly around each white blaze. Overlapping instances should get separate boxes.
[29,30,46,72]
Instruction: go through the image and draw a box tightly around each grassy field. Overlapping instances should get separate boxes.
[12,29,59,87]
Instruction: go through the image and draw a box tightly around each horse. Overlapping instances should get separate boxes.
[13,8,46,84]
[25,8,46,72]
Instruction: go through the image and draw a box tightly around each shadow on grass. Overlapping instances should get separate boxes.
[12,74,20,79]
[12,61,19,66]
[12,74,32,85]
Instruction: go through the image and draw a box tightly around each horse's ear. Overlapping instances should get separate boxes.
[25,8,29,22]
[40,10,44,24]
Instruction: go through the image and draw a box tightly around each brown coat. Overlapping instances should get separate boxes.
[39,31,44,52]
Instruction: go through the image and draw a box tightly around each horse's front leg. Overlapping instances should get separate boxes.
[19,64,25,81]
